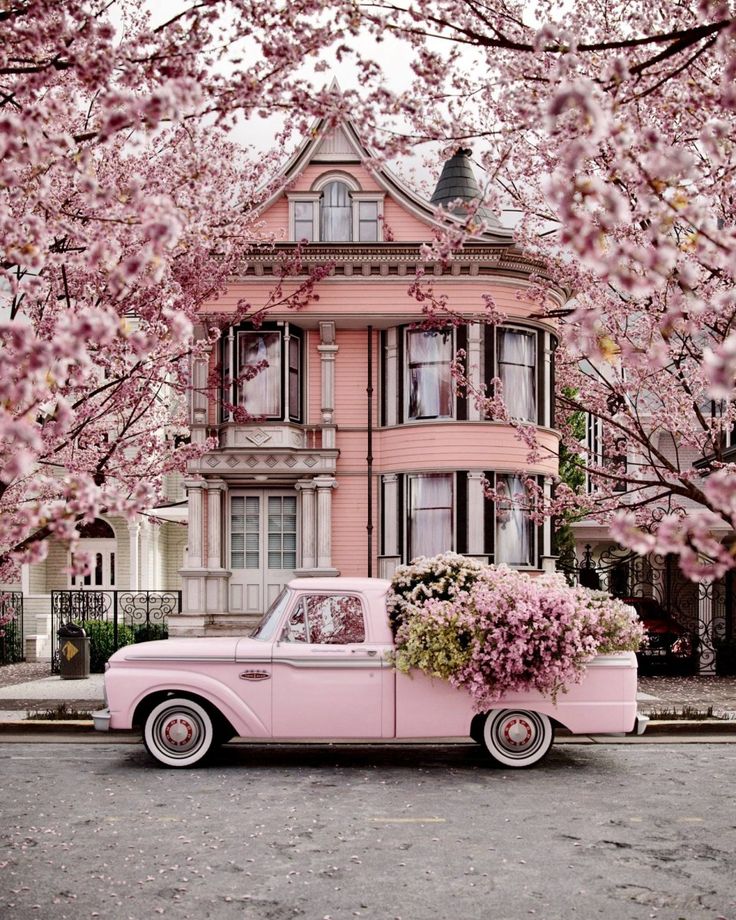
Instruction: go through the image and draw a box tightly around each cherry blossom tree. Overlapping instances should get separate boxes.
[0,0,341,581]
[325,0,736,578]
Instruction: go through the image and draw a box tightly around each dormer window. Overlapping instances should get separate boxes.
[288,174,383,243]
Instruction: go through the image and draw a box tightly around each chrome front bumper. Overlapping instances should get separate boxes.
[92,708,111,732]
[635,713,650,735]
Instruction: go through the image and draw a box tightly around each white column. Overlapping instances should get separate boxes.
[184,479,205,568]
[207,479,226,569]
[296,479,317,571]
[139,519,151,590]
[381,474,399,555]
[150,523,161,590]
[467,324,483,421]
[190,327,211,446]
[315,475,338,572]
[318,321,338,449]
[467,472,486,555]
[128,520,140,591]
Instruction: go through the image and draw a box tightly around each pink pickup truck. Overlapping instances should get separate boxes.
[95,577,647,768]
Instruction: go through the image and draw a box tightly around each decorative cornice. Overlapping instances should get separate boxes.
[232,242,552,284]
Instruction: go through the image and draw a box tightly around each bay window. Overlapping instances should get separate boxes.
[222,324,303,423]
[407,330,453,420]
[382,471,541,569]
[408,473,453,559]
[494,474,535,567]
[497,328,537,422]
[239,331,281,417]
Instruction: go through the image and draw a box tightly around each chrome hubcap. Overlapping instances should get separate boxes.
[157,710,202,754]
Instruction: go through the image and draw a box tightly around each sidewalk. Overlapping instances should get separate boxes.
[1,662,735,732]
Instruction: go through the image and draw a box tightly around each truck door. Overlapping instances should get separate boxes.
[271,592,385,738]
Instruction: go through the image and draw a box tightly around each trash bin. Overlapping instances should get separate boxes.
[57,622,90,680]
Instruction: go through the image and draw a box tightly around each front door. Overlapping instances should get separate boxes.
[229,491,297,614]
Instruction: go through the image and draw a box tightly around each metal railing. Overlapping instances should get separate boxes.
[50,590,181,673]
[0,592,24,664]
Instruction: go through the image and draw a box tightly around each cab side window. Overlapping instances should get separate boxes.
[282,594,366,644]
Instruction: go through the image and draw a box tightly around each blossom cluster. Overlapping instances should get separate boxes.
[390,553,644,708]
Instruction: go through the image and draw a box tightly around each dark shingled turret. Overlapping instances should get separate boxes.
[429,147,499,227]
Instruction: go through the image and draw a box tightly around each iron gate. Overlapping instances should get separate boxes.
[0,592,24,664]
[50,590,181,673]
[557,546,709,674]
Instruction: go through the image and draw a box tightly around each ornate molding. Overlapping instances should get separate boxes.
[231,242,556,286]
[191,450,338,477]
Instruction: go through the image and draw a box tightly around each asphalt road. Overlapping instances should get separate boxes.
[1,740,734,920]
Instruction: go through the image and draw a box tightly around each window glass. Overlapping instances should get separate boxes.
[282,601,308,642]
[288,335,301,421]
[294,201,314,242]
[303,594,366,644]
[239,331,281,417]
[267,496,297,569]
[408,473,453,560]
[358,200,379,241]
[407,331,452,419]
[498,329,537,421]
[495,474,534,566]
[321,181,352,241]
[230,496,259,570]
[253,589,292,641]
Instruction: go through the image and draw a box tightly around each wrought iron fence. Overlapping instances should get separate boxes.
[0,592,24,664]
[556,544,724,675]
[50,590,181,673]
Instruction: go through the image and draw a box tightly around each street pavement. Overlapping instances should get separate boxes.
[0,740,734,920]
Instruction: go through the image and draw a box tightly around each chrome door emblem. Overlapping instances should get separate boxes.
[240,670,271,681]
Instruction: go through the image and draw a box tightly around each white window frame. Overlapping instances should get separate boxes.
[404,327,455,422]
[288,174,384,242]
[288,192,320,242]
[351,192,385,242]
[406,472,455,561]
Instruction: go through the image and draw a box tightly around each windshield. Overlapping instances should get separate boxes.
[251,589,292,642]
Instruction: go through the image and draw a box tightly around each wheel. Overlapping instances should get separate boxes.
[143,697,215,768]
[481,709,553,768]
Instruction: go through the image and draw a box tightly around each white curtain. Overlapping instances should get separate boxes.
[408,331,451,419]
[409,474,453,559]
[496,475,533,566]
[321,181,352,241]
[498,329,536,421]
[240,332,281,416]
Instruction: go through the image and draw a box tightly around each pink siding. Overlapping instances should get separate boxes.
[256,197,289,240]
[382,196,435,241]
[203,280,552,326]
[375,424,559,477]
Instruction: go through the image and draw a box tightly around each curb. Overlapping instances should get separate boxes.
[2,719,736,737]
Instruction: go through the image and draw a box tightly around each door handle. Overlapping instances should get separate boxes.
[351,649,378,656]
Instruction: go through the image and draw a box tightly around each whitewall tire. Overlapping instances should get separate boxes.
[143,697,215,768]
[482,709,553,768]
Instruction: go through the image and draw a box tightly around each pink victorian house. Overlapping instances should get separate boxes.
[173,120,562,635]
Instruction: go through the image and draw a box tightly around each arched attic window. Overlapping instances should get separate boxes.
[289,172,382,242]
[321,180,352,241]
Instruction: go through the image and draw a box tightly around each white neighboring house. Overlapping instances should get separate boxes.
[0,474,188,663]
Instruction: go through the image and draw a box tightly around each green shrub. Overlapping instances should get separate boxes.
[76,619,135,672]
[133,622,168,643]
